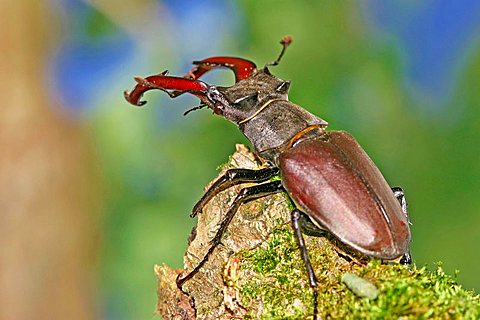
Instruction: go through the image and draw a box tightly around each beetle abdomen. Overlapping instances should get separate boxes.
[279,131,410,259]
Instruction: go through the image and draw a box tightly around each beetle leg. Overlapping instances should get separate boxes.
[291,209,319,317]
[392,187,413,265]
[191,167,280,218]
[297,212,328,237]
[392,187,409,219]
[177,180,284,288]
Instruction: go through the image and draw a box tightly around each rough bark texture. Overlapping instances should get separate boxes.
[156,144,294,319]
[155,145,479,319]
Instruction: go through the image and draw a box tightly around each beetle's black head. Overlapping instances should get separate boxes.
[124,36,329,159]
[124,36,293,126]
[203,36,293,124]
[206,68,291,124]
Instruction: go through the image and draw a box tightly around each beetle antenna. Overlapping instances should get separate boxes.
[183,103,207,116]
[266,35,293,67]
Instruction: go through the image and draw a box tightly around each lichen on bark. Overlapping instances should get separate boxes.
[155,144,479,319]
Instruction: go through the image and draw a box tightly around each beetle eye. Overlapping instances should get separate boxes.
[276,80,291,94]
[213,102,224,115]
[233,93,258,109]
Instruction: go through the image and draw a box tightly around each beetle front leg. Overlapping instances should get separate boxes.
[291,209,319,318]
[392,187,413,265]
[191,166,280,218]
[177,180,284,287]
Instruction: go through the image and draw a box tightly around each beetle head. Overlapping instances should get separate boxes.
[124,36,293,125]
[213,68,291,124]
[201,35,293,123]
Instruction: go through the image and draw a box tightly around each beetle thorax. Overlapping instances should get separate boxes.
[216,69,328,161]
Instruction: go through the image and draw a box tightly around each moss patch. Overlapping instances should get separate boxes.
[238,225,480,319]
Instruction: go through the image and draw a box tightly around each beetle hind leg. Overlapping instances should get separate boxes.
[177,180,284,287]
[392,187,413,265]
[291,209,319,317]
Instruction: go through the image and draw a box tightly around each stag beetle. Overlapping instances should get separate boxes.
[124,36,412,316]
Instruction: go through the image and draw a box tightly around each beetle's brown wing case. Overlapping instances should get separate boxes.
[279,131,411,259]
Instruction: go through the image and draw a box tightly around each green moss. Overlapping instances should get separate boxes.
[237,225,480,319]
[243,228,297,275]
[269,175,282,182]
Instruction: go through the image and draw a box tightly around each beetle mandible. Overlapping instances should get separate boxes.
[124,36,412,315]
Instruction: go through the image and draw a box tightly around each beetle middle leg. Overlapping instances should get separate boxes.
[191,166,280,218]
[291,209,319,317]
[392,187,413,265]
[177,180,284,287]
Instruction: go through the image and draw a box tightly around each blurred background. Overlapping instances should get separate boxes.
[1,0,479,319]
